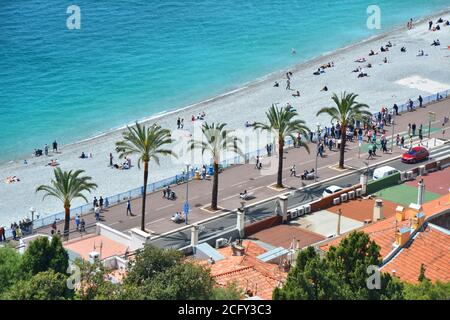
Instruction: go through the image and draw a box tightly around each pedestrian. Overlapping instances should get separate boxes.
[408,99,414,111]
[94,205,100,221]
[52,140,58,153]
[396,134,400,146]
[126,200,132,216]
[419,128,423,142]
[104,197,109,208]
[367,149,374,160]
[372,144,377,156]
[429,21,433,30]
[44,144,49,156]
[51,220,57,231]
[74,215,80,231]
[412,123,416,136]
[255,156,260,169]
[93,196,98,208]
[99,196,104,211]
[393,104,399,115]
[80,219,86,232]
[180,118,184,129]
[290,165,296,177]
[0,226,5,242]
[418,95,423,108]
[408,123,411,136]
[400,136,405,148]
[109,153,113,167]
[177,118,181,129]
[286,79,291,90]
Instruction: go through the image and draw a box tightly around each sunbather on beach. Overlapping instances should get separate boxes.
[292,90,300,97]
[355,57,366,63]
[431,39,440,46]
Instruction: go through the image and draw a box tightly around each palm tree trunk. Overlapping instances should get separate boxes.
[277,138,284,188]
[141,161,149,231]
[339,125,347,169]
[211,162,219,210]
[64,205,70,240]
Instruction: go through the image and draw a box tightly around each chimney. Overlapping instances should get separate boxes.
[395,206,405,222]
[373,199,384,221]
[190,224,199,247]
[417,179,425,206]
[412,211,426,230]
[395,227,410,246]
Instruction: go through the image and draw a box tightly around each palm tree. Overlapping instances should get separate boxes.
[316,92,371,169]
[253,104,310,188]
[36,168,97,239]
[190,122,243,211]
[116,122,175,231]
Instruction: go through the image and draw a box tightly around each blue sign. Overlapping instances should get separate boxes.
[183,202,189,215]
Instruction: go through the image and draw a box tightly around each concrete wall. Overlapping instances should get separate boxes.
[96,223,131,247]
[244,215,282,237]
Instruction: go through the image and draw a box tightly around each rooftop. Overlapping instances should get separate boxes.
[201,240,288,300]
[64,234,129,261]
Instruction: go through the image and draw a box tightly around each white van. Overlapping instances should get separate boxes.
[372,166,399,180]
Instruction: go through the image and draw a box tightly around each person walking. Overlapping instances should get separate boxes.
[75,214,80,231]
[0,226,5,242]
[393,104,399,115]
[396,134,400,146]
[126,200,132,216]
[418,95,423,108]
[80,219,86,232]
[412,123,416,136]
[94,205,100,221]
[286,79,291,90]
[44,144,49,156]
[99,196,104,211]
[109,153,113,167]
[177,118,181,129]
[255,156,260,169]
[52,140,58,153]
[290,165,296,177]
[180,118,184,129]
[93,196,98,208]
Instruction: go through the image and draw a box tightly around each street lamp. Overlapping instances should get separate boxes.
[314,123,321,182]
[184,163,191,225]
[390,111,395,152]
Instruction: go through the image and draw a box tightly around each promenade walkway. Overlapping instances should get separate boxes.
[32,98,450,242]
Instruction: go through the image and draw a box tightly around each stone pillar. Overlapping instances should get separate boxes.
[360,174,368,195]
[190,224,199,247]
[373,199,384,221]
[278,195,288,223]
[417,179,425,206]
[236,210,245,238]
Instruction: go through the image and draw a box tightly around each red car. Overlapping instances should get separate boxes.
[401,146,429,163]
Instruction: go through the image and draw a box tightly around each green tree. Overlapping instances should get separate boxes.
[36,168,97,238]
[316,92,370,169]
[21,236,69,276]
[116,122,176,231]
[3,270,71,300]
[124,245,183,286]
[211,282,243,300]
[0,246,23,296]
[190,122,243,210]
[74,260,121,300]
[254,105,310,188]
[274,231,404,300]
[138,262,215,300]
[403,280,450,300]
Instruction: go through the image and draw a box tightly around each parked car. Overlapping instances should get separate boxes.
[372,165,399,180]
[322,185,344,198]
[401,146,429,164]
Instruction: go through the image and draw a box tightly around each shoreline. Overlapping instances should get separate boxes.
[2,7,450,166]
[1,8,450,225]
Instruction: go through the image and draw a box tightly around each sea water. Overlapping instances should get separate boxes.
[0,0,448,162]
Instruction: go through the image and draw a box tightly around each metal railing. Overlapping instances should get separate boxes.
[4,89,449,240]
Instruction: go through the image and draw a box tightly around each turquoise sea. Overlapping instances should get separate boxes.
[1,0,449,162]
